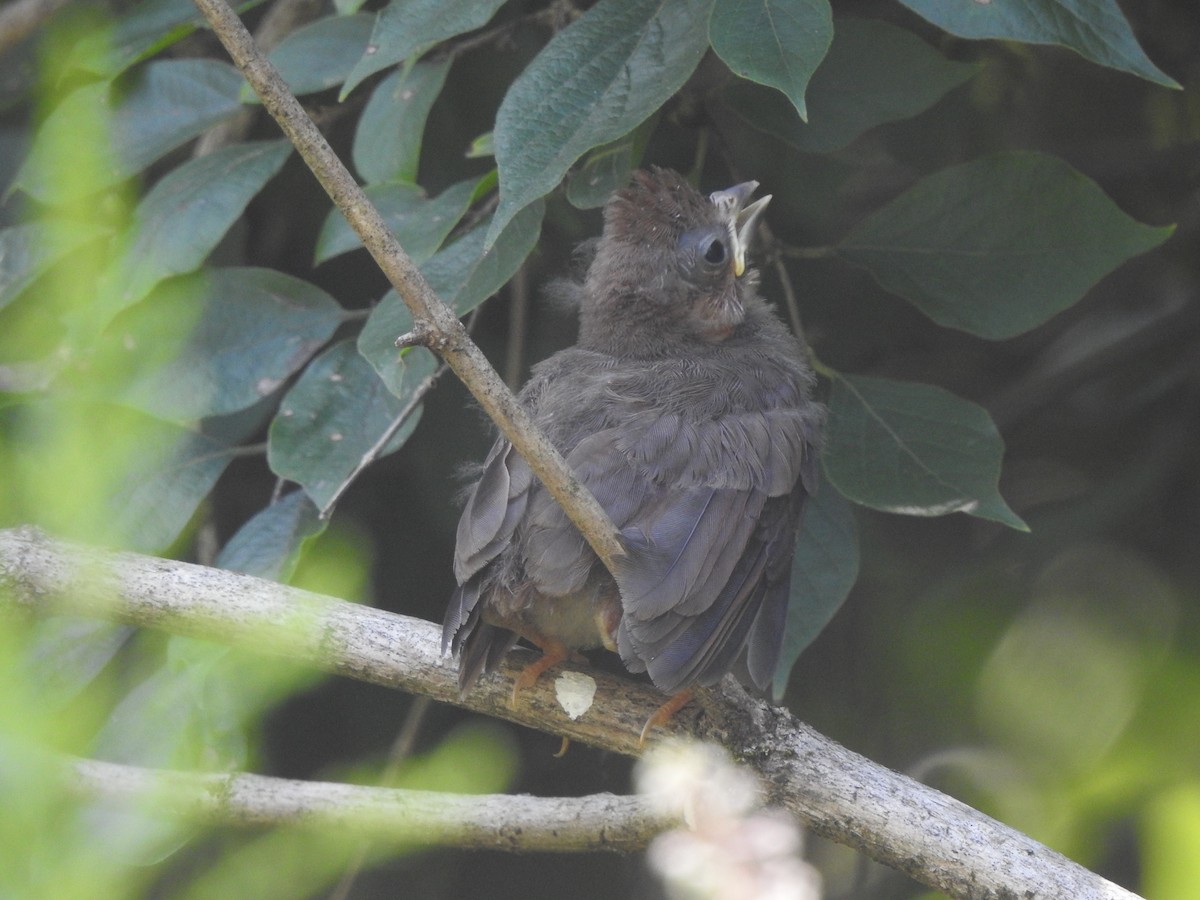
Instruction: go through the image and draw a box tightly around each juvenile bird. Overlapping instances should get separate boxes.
[443,168,824,732]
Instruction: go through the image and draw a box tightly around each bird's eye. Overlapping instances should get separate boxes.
[703,238,728,266]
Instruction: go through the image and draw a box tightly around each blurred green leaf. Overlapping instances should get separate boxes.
[216,491,328,582]
[104,141,292,312]
[824,373,1026,530]
[838,152,1173,339]
[314,177,476,265]
[352,59,451,185]
[1143,782,1200,900]
[773,480,859,701]
[67,0,267,78]
[268,340,429,509]
[709,0,833,121]
[105,268,342,421]
[726,18,977,154]
[16,59,244,204]
[566,117,656,209]
[488,0,712,246]
[896,0,1179,88]
[111,415,237,552]
[341,0,509,99]
[252,14,374,101]
[0,223,110,311]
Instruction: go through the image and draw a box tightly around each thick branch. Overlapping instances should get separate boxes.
[0,528,1143,900]
[65,756,670,853]
[189,0,624,573]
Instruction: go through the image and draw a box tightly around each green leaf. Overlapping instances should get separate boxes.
[268,340,429,509]
[341,0,509,99]
[104,140,292,311]
[106,268,343,421]
[488,0,713,246]
[725,18,977,154]
[837,152,1174,339]
[112,416,237,553]
[314,177,476,265]
[709,0,833,121]
[352,59,451,185]
[0,222,110,311]
[253,13,375,100]
[216,491,328,582]
[422,198,544,315]
[824,373,1026,530]
[566,117,656,210]
[15,59,245,204]
[773,481,859,701]
[896,0,1178,88]
[356,200,542,394]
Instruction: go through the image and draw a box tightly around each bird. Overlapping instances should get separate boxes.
[442,167,824,736]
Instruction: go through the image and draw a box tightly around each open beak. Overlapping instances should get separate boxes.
[709,181,772,277]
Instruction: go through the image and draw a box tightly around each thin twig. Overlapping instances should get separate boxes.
[318,366,445,519]
[327,696,432,900]
[503,263,530,390]
[190,0,625,573]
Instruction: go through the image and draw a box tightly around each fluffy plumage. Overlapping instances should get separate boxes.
[443,168,824,698]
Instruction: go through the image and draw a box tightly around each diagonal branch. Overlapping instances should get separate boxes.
[0,527,1144,900]
[188,0,624,574]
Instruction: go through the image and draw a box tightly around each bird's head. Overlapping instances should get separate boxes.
[580,168,771,354]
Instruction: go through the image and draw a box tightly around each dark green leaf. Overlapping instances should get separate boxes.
[112,416,237,553]
[725,18,977,154]
[824,373,1026,530]
[0,222,110,311]
[217,491,328,582]
[488,0,713,246]
[254,13,375,100]
[838,152,1173,339]
[314,177,476,265]
[104,141,292,311]
[352,60,451,185]
[268,340,430,509]
[15,59,245,204]
[709,0,833,121]
[773,481,859,701]
[422,198,544,313]
[107,268,343,420]
[341,0,509,99]
[566,117,656,209]
[896,0,1178,88]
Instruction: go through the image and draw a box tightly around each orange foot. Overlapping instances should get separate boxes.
[639,688,696,746]
[509,642,570,707]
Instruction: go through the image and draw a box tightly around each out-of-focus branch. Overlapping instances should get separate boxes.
[188,0,625,573]
[0,0,73,55]
[0,528,1145,900]
[64,755,670,853]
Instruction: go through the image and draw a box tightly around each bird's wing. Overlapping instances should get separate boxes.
[442,439,533,657]
[522,404,821,693]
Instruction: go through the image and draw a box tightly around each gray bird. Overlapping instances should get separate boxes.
[443,168,824,729]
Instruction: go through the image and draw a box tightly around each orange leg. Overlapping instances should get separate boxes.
[510,641,570,707]
[639,688,696,746]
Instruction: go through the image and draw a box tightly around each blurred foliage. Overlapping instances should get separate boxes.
[0,0,1198,898]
